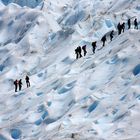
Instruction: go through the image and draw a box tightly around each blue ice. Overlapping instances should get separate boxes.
[105,19,114,28]
[113,112,127,122]
[36,92,44,96]
[0,135,7,140]
[88,101,99,113]
[1,0,43,8]
[58,86,73,94]
[58,81,76,94]
[133,64,140,75]
[128,104,135,109]
[136,94,140,100]
[10,129,22,139]
[44,118,55,125]
[106,55,119,64]
[41,111,49,120]
[37,105,45,113]
[120,94,127,101]
[66,81,76,87]
[47,101,52,107]
[8,20,14,26]
[35,119,42,126]
[90,85,96,90]
[0,64,4,71]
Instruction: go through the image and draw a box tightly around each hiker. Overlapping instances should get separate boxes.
[134,18,138,29]
[117,22,122,35]
[78,46,82,58]
[128,19,131,29]
[19,79,22,91]
[25,75,30,88]
[14,79,18,92]
[121,22,125,32]
[75,47,79,59]
[101,35,106,47]
[110,30,114,41]
[92,41,97,53]
[82,45,87,56]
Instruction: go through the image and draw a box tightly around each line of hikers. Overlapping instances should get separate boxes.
[75,18,139,59]
[75,41,98,59]
[117,18,138,35]
[75,45,87,59]
[14,75,30,92]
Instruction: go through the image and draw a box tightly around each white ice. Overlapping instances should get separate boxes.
[0,0,140,140]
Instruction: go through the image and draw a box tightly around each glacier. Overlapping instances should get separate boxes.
[0,0,140,140]
[1,0,43,8]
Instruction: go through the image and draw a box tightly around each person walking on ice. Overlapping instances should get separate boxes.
[101,35,106,47]
[110,30,114,41]
[25,75,30,88]
[14,79,18,92]
[19,79,22,91]
[78,46,82,58]
[75,47,79,59]
[121,22,125,32]
[134,18,138,29]
[128,19,131,29]
[82,45,87,56]
[117,22,122,35]
[92,41,97,53]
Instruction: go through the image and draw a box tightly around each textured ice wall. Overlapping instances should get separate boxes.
[1,0,42,8]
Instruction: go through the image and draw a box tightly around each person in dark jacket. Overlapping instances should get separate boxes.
[134,18,138,29]
[128,19,131,29]
[75,47,79,59]
[82,45,87,56]
[117,22,122,35]
[101,35,106,47]
[25,75,30,88]
[92,41,97,53]
[121,22,125,32]
[110,30,114,41]
[19,79,22,91]
[14,79,18,92]
[78,46,82,58]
